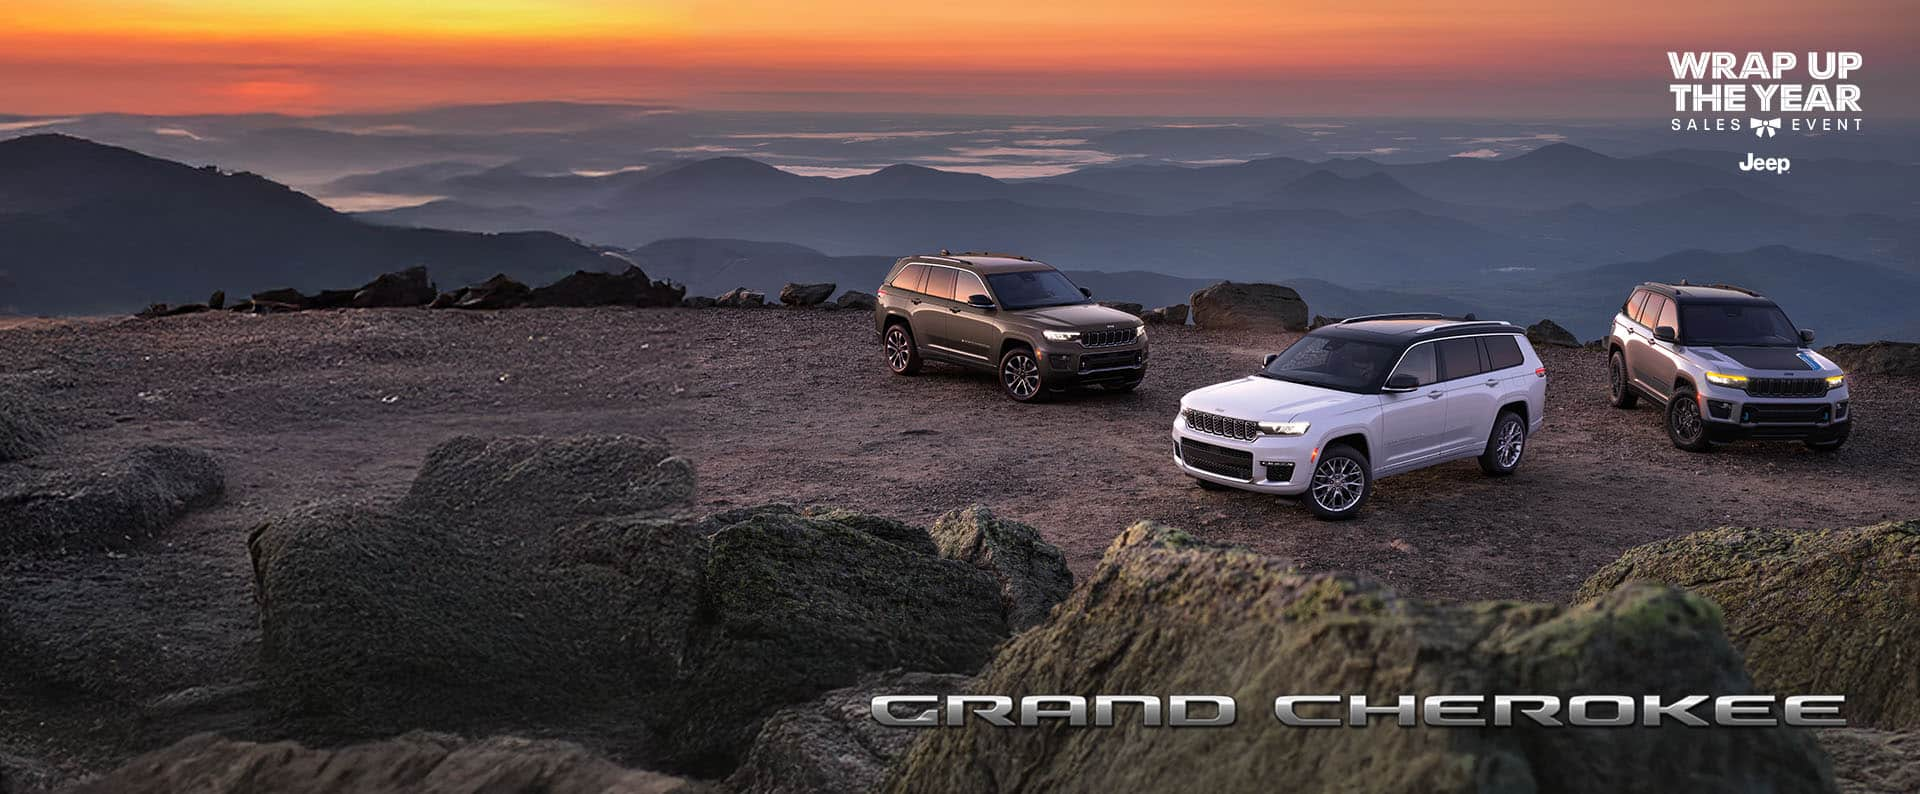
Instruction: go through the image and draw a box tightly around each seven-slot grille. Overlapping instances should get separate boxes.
[1746,377,1827,398]
[1082,328,1135,347]
[1178,438,1253,480]
[1080,350,1142,372]
[1742,403,1831,424]
[1183,409,1258,441]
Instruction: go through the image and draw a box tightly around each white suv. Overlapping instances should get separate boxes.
[1171,314,1548,519]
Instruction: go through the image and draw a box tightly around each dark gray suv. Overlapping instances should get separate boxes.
[874,253,1148,401]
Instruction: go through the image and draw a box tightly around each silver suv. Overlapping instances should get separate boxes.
[1605,282,1850,451]
[1172,315,1547,519]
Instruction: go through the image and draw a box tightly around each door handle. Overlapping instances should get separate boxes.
[1484,379,1499,388]
[1426,390,1443,400]
[949,307,962,313]
[910,299,923,305]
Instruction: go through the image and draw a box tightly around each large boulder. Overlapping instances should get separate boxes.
[778,283,836,307]
[1096,301,1144,317]
[715,288,765,308]
[1158,303,1189,325]
[1575,521,1920,730]
[1188,282,1308,330]
[0,445,223,555]
[352,266,436,308]
[890,522,1832,793]
[728,671,972,794]
[249,287,310,308]
[930,506,1072,631]
[1821,729,1920,794]
[835,291,877,311]
[1527,319,1581,348]
[528,267,685,308]
[398,434,697,530]
[0,747,60,793]
[0,390,51,463]
[431,274,532,310]
[1820,342,1920,377]
[70,732,702,794]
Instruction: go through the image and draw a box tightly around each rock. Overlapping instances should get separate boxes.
[834,290,877,310]
[930,506,1072,631]
[69,732,703,794]
[1139,308,1165,325]
[135,303,210,318]
[1526,319,1581,348]
[0,748,60,793]
[0,390,53,463]
[250,287,310,308]
[1157,303,1188,325]
[307,289,359,309]
[228,299,303,314]
[398,435,696,530]
[351,266,436,308]
[729,671,972,794]
[801,506,940,555]
[715,288,765,308]
[1821,729,1920,794]
[779,283,836,307]
[1820,342,1920,376]
[1187,282,1308,330]
[0,445,223,555]
[1096,301,1144,316]
[434,274,531,310]
[1310,314,1344,329]
[1575,520,1920,730]
[889,522,1832,793]
[206,290,225,310]
[528,266,685,308]
[683,296,718,309]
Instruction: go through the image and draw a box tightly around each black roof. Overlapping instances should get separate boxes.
[1636,281,1775,305]
[902,253,1055,275]
[1314,317,1522,345]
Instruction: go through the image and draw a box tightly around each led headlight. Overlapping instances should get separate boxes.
[1135,324,1148,339]
[1259,421,1311,436]
[1704,371,1749,389]
[1042,330,1081,342]
[1825,373,1845,389]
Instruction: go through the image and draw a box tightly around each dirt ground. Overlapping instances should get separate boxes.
[2,306,1917,781]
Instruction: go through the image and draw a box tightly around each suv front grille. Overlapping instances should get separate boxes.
[1179,438,1253,480]
[1183,409,1258,441]
[1082,329,1135,347]
[1742,404,1831,424]
[1081,350,1142,372]
[1747,377,1827,398]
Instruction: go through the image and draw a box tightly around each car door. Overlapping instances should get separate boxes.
[1377,341,1451,470]
[914,266,966,358]
[1642,295,1682,396]
[1626,293,1667,397]
[1435,337,1495,452]
[944,270,1001,361]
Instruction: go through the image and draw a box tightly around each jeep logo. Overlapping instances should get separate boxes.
[1738,152,1791,174]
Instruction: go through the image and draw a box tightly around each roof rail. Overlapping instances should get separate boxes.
[1679,279,1763,297]
[1414,320,1515,334]
[1338,312,1448,324]
[947,250,1034,261]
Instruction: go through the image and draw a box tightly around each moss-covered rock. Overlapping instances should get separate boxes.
[0,445,223,555]
[888,521,1832,794]
[728,670,973,794]
[68,732,704,794]
[1821,729,1920,794]
[0,389,53,463]
[1575,521,1920,730]
[399,434,696,531]
[930,505,1072,630]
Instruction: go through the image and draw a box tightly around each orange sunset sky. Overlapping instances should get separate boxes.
[2,0,1913,116]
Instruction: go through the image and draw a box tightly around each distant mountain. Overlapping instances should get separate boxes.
[320,160,492,196]
[1266,171,1441,213]
[1088,126,1303,159]
[0,134,611,314]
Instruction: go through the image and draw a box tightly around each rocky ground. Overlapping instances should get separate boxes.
[2,306,1917,788]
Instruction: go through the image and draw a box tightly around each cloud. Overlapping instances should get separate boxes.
[0,117,76,131]
[1450,148,1503,159]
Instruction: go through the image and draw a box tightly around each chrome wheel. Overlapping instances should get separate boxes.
[1495,420,1525,468]
[885,327,911,372]
[1310,456,1365,513]
[1002,352,1041,399]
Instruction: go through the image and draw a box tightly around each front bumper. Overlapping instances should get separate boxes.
[1038,340,1149,387]
[1170,418,1311,495]
[1696,383,1852,441]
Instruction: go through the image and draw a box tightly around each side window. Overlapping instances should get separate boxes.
[1636,294,1667,328]
[1625,290,1649,322]
[1390,343,1437,386]
[953,271,990,304]
[891,263,927,293]
[1655,298,1679,333]
[924,267,959,302]
[1482,335,1525,371]
[1437,338,1484,381]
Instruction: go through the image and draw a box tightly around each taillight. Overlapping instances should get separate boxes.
[877,287,889,297]
[1535,367,1546,378]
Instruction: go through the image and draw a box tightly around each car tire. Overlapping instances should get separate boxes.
[1478,411,1528,476]
[1305,445,1371,520]
[1805,424,1851,452]
[999,346,1048,402]
[884,323,922,375]
[1607,350,1638,408]
[1666,388,1713,452]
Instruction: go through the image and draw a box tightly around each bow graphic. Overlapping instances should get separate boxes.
[1751,117,1782,138]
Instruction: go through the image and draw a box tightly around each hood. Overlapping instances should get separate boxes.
[1699,346,1833,373]
[1182,376,1361,421]
[1015,303,1142,330]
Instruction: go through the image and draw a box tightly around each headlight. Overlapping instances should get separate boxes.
[1704,371,1749,389]
[1826,373,1845,389]
[1135,324,1148,339]
[1259,421,1310,436]
[1043,330,1081,342]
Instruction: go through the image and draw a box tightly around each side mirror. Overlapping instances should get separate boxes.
[1383,373,1420,392]
[1653,325,1678,343]
[966,294,995,309]
[1263,353,1279,368]
[1079,287,1093,298]
[1799,328,1816,344]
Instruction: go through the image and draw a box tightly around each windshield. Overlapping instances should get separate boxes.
[986,269,1089,310]
[1260,334,1400,393]
[1681,304,1800,346]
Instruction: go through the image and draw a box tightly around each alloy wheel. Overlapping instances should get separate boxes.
[885,327,911,372]
[1310,457,1365,513]
[1609,357,1626,399]
[1496,420,1525,468]
[1671,397,1703,441]
[1002,353,1041,399]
